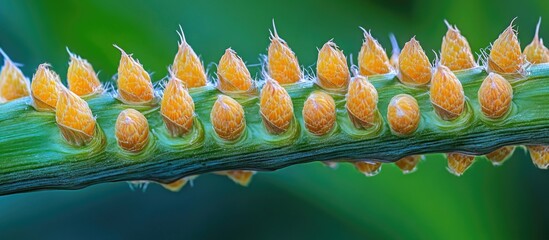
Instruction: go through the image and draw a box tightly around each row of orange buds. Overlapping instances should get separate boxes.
[1,19,548,188]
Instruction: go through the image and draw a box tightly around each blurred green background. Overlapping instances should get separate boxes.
[1,0,549,239]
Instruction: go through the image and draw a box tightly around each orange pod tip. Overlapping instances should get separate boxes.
[160,74,195,137]
[0,49,30,103]
[528,145,549,169]
[395,155,421,174]
[31,63,65,111]
[387,94,420,136]
[55,89,96,146]
[354,161,382,177]
[66,48,103,96]
[485,146,516,166]
[114,45,154,104]
[478,73,513,119]
[358,27,393,76]
[211,95,246,141]
[447,152,475,176]
[259,77,294,134]
[160,175,198,192]
[524,18,549,64]
[389,34,400,70]
[226,170,255,186]
[302,91,336,136]
[398,37,432,86]
[115,108,150,153]
[430,64,465,120]
[217,48,253,93]
[268,20,301,84]
[440,21,477,71]
[316,40,350,91]
[346,75,378,129]
[171,26,207,88]
[488,19,525,74]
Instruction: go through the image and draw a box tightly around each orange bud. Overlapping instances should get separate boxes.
[0,49,30,102]
[302,91,336,136]
[395,155,421,173]
[259,77,294,134]
[485,146,515,166]
[524,18,549,64]
[223,170,255,186]
[217,48,253,93]
[387,94,420,136]
[398,37,432,85]
[31,63,65,111]
[268,21,301,84]
[528,145,549,169]
[354,161,382,176]
[171,27,207,88]
[160,175,198,192]
[447,152,475,176]
[488,20,524,74]
[66,49,102,96]
[210,95,246,141]
[345,75,378,129]
[478,73,513,119]
[160,76,195,137]
[358,28,392,76]
[440,21,477,70]
[115,109,150,152]
[316,40,349,91]
[55,89,96,146]
[114,45,154,104]
[430,64,465,120]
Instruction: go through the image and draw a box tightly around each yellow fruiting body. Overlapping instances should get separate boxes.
[354,161,382,177]
[302,91,336,136]
[67,50,102,96]
[223,170,255,187]
[398,37,432,85]
[210,95,246,141]
[55,89,96,146]
[160,76,195,137]
[524,19,549,64]
[171,28,207,88]
[358,28,392,76]
[217,48,253,93]
[115,109,150,153]
[488,21,524,74]
[346,75,378,129]
[528,145,549,169]
[0,51,30,102]
[395,155,421,173]
[268,24,301,84]
[31,63,64,110]
[440,21,477,71]
[447,152,475,176]
[115,46,154,104]
[387,94,420,136]
[478,73,513,119]
[485,146,516,166]
[259,77,294,134]
[430,64,465,120]
[316,41,349,91]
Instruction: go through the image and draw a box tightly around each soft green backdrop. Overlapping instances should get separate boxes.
[0,0,548,239]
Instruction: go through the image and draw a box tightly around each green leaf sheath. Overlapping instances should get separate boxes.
[1,64,549,195]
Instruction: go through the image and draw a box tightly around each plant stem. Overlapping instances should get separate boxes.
[1,65,549,195]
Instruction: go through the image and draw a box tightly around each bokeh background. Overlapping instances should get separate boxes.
[1,0,549,239]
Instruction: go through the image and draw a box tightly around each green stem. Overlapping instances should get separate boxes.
[1,65,549,195]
